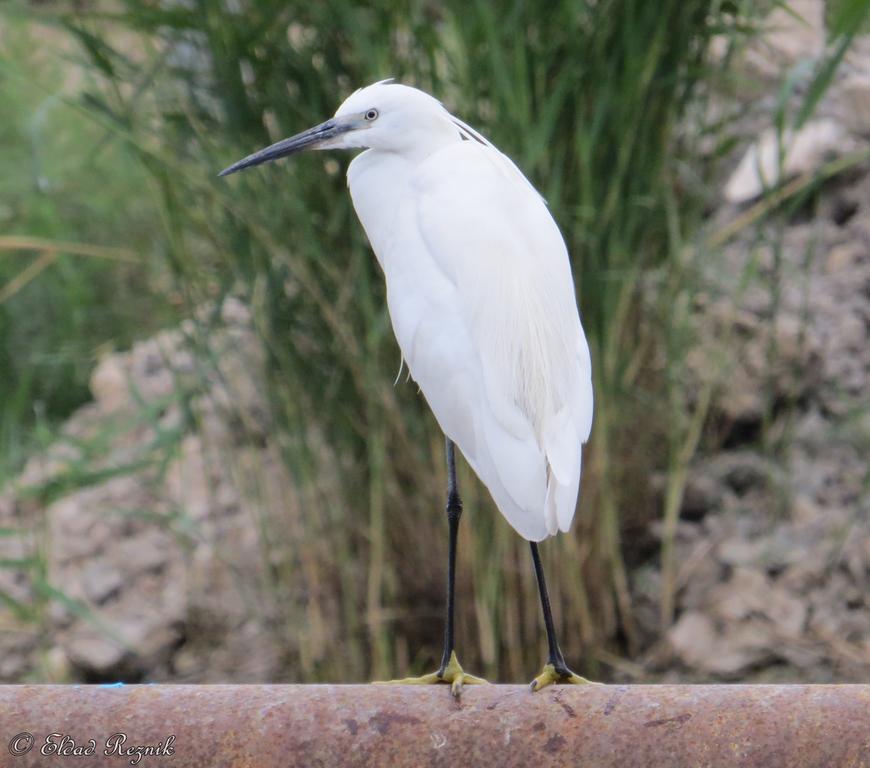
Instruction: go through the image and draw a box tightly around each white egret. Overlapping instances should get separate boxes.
[220,81,594,693]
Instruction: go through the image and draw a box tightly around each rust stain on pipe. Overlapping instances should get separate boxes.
[1,684,868,767]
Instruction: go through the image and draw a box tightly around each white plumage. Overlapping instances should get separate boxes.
[220,80,592,542]
[338,82,592,542]
[218,79,596,689]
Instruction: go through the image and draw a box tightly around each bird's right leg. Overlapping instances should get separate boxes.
[377,438,487,696]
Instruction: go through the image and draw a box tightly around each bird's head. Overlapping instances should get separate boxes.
[219,80,456,177]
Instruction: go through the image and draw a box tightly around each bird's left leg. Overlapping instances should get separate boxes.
[528,541,600,691]
[377,438,487,696]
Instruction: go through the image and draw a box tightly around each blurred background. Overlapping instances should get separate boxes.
[0,0,867,685]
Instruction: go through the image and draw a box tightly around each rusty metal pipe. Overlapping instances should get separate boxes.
[1,684,868,767]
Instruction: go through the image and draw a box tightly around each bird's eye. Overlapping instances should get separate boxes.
[364,108,379,121]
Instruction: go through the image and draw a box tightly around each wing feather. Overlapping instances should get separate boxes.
[406,142,590,539]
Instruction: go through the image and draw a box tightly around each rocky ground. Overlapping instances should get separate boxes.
[635,3,870,682]
[0,300,294,682]
[0,2,867,684]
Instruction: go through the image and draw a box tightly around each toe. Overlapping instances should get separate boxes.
[530,664,600,691]
[373,672,442,685]
[564,672,601,685]
[529,664,558,692]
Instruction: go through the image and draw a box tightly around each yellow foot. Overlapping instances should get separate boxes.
[375,651,488,697]
[529,663,602,692]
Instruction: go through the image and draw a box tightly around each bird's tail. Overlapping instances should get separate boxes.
[542,408,583,535]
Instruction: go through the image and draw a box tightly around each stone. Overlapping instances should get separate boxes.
[90,354,129,413]
[680,473,724,519]
[764,587,807,637]
[42,646,72,682]
[724,120,850,204]
[82,562,124,604]
[667,611,717,669]
[710,568,769,621]
[65,633,126,676]
[668,611,775,676]
[742,0,826,81]
[718,538,765,567]
[112,532,171,576]
[840,73,870,134]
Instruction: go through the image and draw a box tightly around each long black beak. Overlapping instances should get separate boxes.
[218,117,350,177]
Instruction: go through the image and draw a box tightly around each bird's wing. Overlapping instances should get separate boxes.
[392,140,592,540]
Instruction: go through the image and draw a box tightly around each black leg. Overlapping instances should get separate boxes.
[437,438,462,677]
[376,439,484,692]
[530,541,570,675]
